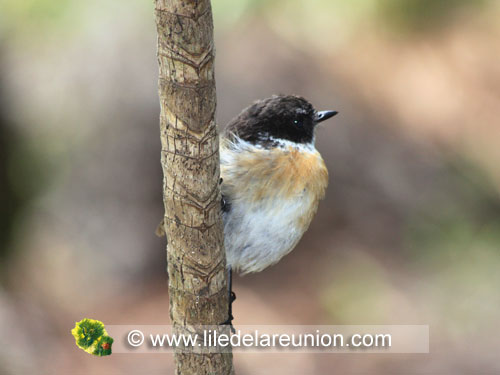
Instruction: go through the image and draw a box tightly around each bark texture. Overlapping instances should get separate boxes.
[154,1,233,373]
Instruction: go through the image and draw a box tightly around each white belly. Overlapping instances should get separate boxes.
[223,194,315,274]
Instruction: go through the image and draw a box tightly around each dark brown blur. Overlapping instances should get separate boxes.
[1,0,499,374]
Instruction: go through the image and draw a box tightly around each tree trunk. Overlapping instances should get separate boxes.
[154,1,233,374]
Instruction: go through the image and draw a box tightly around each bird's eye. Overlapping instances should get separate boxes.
[293,119,300,126]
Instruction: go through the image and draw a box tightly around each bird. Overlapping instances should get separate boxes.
[220,95,337,274]
[157,94,338,324]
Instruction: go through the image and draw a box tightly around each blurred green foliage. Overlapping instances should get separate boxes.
[377,0,489,32]
[0,133,47,270]
[0,0,71,36]
[0,122,18,266]
[320,252,397,322]
[0,71,54,270]
[406,158,500,267]
[1,0,491,40]
[213,0,489,35]
[7,138,56,201]
[213,0,377,34]
[402,158,500,332]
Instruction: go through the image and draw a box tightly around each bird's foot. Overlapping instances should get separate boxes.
[221,315,236,334]
[220,291,236,334]
[229,291,236,304]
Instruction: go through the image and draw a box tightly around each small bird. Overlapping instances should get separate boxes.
[158,95,337,323]
[221,95,337,274]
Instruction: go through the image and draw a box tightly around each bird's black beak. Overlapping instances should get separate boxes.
[314,110,338,124]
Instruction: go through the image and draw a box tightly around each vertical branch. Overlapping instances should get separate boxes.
[154,1,233,374]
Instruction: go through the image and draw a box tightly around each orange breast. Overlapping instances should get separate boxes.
[221,144,328,206]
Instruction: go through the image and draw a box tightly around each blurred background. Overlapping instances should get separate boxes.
[1,0,500,373]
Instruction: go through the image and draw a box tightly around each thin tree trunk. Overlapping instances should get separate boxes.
[154,1,233,373]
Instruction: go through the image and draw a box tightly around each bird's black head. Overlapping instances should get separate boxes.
[225,95,338,146]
